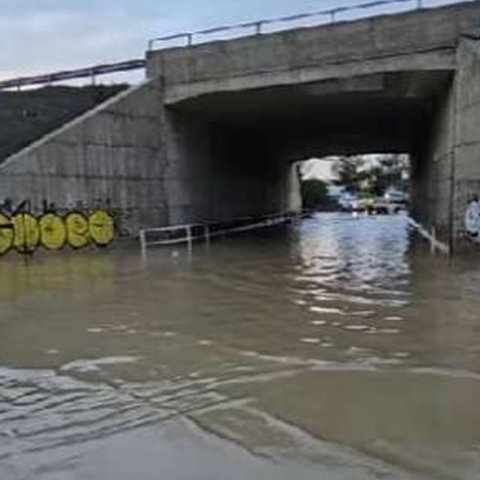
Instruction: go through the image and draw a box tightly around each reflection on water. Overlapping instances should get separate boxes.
[0,213,480,479]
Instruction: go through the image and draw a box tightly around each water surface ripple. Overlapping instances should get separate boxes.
[1,213,480,480]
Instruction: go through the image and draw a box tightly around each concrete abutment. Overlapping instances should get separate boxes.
[0,79,169,235]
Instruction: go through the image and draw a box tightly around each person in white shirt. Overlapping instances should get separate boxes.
[465,194,480,242]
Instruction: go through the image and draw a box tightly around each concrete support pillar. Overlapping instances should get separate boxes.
[410,38,480,249]
[418,81,455,244]
[287,162,303,213]
[162,110,213,225]
[451,38,480,244]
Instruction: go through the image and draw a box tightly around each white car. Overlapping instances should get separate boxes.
[384,188,407,204]
[338,192,360,211]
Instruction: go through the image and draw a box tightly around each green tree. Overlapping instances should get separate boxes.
[332,154,409,196]
[365,154,409,196]
[301,179,329,210]
[332,156,367,192]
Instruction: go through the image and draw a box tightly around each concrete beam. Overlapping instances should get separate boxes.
[148,2,480,104]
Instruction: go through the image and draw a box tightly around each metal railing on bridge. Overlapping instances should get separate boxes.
[0,59,146,91]
[148,0,428,50]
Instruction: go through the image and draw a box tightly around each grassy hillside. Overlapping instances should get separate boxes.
[0,84,128,162]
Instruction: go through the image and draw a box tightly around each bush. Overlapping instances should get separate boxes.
[301,179,329,210]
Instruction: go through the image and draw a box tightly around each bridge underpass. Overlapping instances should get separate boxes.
[149,0,480,249]
[0,1,479,250]
[166,70,450,222]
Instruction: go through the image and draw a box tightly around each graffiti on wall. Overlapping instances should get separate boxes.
[465,194,480,244]
[0,199,115,255]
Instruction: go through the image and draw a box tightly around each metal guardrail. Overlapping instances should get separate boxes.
[407,217,450,254]
[140,223,210,258]
[139,212,299,258]
[148,0,426,50]
[0,59,146,91]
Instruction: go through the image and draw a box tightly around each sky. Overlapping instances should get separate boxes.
[0,0,465,80]
[301,159,336,181]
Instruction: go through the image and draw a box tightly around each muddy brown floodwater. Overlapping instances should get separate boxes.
[0,213,480,480]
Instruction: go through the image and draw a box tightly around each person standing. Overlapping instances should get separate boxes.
[465,194,480,242]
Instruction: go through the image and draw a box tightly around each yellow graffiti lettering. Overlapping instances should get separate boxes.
[65,212,89,249]
[39,214,67,250]
[88,210,115,247]
[0,212,14,255]
[0,204,116,256]
[13,213,40,253]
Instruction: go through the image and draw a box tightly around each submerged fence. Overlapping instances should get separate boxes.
[407,217,451,255]
[139,212,299,257]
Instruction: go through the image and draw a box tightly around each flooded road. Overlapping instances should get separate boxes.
[0,213,480,480]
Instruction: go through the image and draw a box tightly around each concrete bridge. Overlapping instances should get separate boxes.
[1,0,480,248]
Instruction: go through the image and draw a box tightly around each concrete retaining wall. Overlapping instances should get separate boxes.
[0,79,168,235]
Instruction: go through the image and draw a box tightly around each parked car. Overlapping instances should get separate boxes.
[383,188,407,204]
[338,192,359,211]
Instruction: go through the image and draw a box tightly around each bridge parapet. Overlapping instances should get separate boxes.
[148,0,426,50]
[148,1,480,104]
